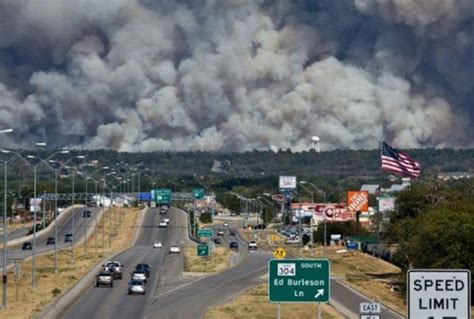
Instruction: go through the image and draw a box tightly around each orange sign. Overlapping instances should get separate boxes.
[347,191,369,212]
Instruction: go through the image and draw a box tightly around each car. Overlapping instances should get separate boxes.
[103,261,123,279]
[229,241,239,251]
[135,264,151,278]
[83,210,92,218]
[163,218,170,224]
[229,230,236,236]
[169,245,180,253]
[217,230,224,236]
[22,242,32,250]
[128,280,146,295]
[223,222,229,227]
[153,241,163,248]
[286,238,299,245]
[248,241,257,252]
[159,207,168,215]
[159,221,168,228]
[64,233,73,242]
[230,212,237,216]
[131,270,147,282]
[46,237,55,245]
[96,272,113,287]
[213,238,221,244]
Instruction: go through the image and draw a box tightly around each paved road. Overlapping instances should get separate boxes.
[0,206,100,269]
[1,225,30,241]
[62,207,192,319]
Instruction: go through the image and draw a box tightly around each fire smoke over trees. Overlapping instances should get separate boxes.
[0,0,473,152]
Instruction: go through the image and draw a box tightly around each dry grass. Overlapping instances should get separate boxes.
[1,207,140,319]
[206,284,344,319]
[184,246,232,273]
[1,221,33,235]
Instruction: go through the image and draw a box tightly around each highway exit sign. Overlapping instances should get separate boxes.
[197,229,213,238]
[268,259,330,303]
[197,244,209,257]
[408,269,471,319]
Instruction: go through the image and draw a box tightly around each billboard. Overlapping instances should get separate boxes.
[313,204,354,222]
[29,198,42,212]
[378,196,395,212]
[279,176,296,190]
[347,191,369,212]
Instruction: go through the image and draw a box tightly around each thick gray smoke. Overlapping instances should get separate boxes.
[0,0,472,152]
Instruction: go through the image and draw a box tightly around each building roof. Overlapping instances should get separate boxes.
[360,184,379,194]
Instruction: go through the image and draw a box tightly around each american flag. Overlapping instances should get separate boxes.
[381,142,421,178]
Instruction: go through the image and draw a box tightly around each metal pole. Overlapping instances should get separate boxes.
[323,193,327,257]
[318,303,321,319]
[84,177,88,256]
[71,170,75,262]
[2,161,8,308]
[94,181,98,253]
[54,169,58,273]
[102,180,105,248]
[32,166,37,288]
[277,303,281,319]
[299,195,302,248]
[109,189,112,247]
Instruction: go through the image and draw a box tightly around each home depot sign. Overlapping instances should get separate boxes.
[347,191,369,212]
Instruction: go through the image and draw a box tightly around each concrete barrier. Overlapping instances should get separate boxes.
[36,207,147,319]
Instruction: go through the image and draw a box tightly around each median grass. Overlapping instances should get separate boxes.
[206,283,344,319]
[1,207,140,319]
[184,245,232,273]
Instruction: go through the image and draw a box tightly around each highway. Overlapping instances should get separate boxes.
[0,206,100,269]
[56,211,404,319]
[62,207,193,319]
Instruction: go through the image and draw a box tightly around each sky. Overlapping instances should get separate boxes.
[0,0,473,152]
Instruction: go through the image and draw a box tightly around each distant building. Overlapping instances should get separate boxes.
[360,184,379,194]
[437,172,472,181]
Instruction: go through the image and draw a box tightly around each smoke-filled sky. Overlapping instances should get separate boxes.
[0,0,473,152]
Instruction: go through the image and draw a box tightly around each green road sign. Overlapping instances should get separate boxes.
[193,188,205,200]
[268,259,330,303]
[197,229,213,238]
[197,244,209,256]
[152,188,172,204]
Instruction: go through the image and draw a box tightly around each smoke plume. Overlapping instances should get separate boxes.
[0,0,472,152]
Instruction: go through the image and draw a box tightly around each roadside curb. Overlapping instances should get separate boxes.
[35,207,147,319]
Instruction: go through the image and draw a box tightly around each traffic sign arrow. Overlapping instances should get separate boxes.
[314,289,324,299]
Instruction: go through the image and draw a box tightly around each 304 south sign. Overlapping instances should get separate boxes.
[268,259,330,303]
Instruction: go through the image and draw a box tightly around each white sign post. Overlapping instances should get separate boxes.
[408,269,471,319]
[359,302,380,319]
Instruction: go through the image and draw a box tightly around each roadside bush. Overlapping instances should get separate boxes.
[51,288,61,297]
[199,212,213,224]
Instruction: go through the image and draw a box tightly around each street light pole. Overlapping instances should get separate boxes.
[2,159,7,308]
[54,168,58,273]
[32,166,37,288]
[84,177,88,256]
[71,169,75,263]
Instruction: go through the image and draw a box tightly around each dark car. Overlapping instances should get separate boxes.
[22,242,32,250]
[229,230,236,236]
[229,241,239,251]
[213,238,221,244]
[135,264,151,278]
[83,210,92,218]
[65,233,73,242]
[46,237,55,245]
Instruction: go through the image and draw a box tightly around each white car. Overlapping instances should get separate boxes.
[159,221,167,228]
[248,241,258,252]
[169,245,180,253]
[163,218,170,224]
[223,222,229,227]
[128,280,146,295]
[217,230,225,236]
[131,271,147,282]
[153,241,163,248]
